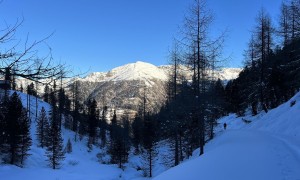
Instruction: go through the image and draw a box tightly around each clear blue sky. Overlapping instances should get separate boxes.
[0,0,282,73]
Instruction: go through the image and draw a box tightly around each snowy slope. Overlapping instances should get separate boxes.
[0,91,148,180]
[2,91,300,180]
[154,92,300,180]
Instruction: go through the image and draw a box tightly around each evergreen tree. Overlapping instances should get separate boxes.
[87,99,98,147]
[27,82,37,96]
[45,115,65,169]
[58,87,66,129]
[46,81,65,169]
[19,109,32,166]
[109,110,117,143]
[64,114,73,130]
[108,112,130,168]
[43,85,50,103]
[20,84,24,93]
[120,115,130,165]
[36,107,49,148]
[99,106,108,147]
[2,92,31,166]
[0,98,8,153]
[49,81,58,125]
[206,79,227,140]
[132,112,143,153]
[108,110,117,159]
[64,138,72,154]
[142,113,157,177]
[4,92,23,165]
[71,81,80,140]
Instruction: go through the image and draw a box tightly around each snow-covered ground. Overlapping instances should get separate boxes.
[1,91,300,180]
[0,92,167,180]
[154,92,300,180]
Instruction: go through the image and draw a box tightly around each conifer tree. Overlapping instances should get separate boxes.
[142,113,157,177]
[87,99,98,147]
[43,85,50,103]
[78,111,87,141]
[65,138,72,154]
[0,93,9,154]
[2,92,31,166]
[20,84,24,93]
[109,110,117,143]
[108,112,130,168]
[36,107,49,148]
[19,109,32,166]
[46,81,65,169]
[64,114,73,130]
[99,106,108,147]
[58,87,66,129]
[5,92,23,165]
[45,116,65,169]
[132,113,143,153]
[71,81,80,140]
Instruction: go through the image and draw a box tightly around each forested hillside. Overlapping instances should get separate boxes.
[0,0,300,179]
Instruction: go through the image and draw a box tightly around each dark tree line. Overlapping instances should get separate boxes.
[226,1,300,115]
[153,0,226,169]
[141,0,300,170]
[0,92,31,167]
[35,83,66,170]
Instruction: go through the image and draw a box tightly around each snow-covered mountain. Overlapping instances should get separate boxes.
[80,61,240,83]
[14,61,241,116]
[80,61,167,83]
[69,61,241,115]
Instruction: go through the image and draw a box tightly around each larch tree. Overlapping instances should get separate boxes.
[254,8,274,113]
[182,0,224,156]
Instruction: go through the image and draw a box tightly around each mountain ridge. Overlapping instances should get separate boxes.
[16,61,242,116]
[79,61,241,83]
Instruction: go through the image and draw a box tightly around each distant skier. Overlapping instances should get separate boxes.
[223,123,227,130]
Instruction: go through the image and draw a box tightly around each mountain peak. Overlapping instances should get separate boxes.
[108,61,168,82]
[79,61,241,83]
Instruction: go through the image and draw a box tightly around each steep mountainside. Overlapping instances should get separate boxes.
[71,61,241,115]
